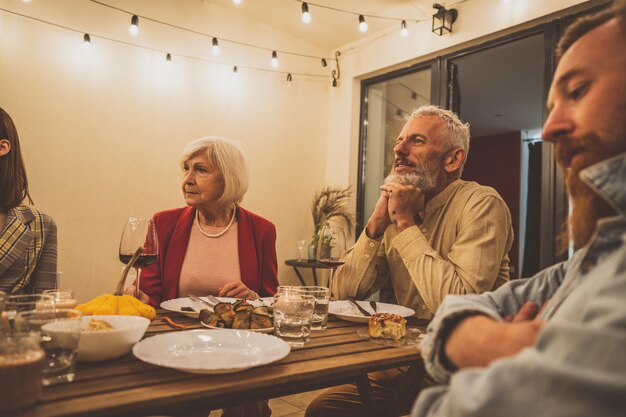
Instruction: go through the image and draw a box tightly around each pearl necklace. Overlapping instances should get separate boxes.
[195,205,236,238]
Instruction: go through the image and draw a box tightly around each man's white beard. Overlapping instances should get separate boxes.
[383,160,438,192]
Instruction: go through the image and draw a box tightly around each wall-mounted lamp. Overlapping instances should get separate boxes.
[432,3,458,36]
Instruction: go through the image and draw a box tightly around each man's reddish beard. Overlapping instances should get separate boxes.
[559,169,615,252]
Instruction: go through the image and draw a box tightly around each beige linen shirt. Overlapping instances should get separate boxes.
[334,179,513,319]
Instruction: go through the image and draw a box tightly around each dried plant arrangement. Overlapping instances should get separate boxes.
[310,186,354,246]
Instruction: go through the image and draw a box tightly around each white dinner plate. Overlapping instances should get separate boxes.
[328,300,415,323]
[160,296,269,318]
[132,329,290,374]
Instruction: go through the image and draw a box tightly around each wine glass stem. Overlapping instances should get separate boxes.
[135,267,142,298]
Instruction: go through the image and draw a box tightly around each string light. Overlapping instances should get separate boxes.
[0,5,333,85]
[211,37,220,56]
[400,20,408,37]
[301,3,311,24]
[271,50,279,68]
[83,33,91,50]
[21,0,31,3]
[358,15,368,33]
[166,53,171,64]
[87,1,332,66]
[287,73,293,83]
[129,14,139,36]
[321,58,327,67]
[233,0,242,4]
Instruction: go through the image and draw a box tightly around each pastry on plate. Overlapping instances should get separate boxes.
[368,313,406,340]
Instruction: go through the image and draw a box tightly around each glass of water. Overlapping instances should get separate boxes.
[273,292,315,348]
[15,308,82,385]
[298,286,330,331]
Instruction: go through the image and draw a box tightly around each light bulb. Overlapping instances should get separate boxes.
[233,0,242,4]
[321,58,327,67]
[83,33,91,51]
[232,66,239,80]
[22,0,32,3]
[212,37,220,56]
[271,51,278,68]
[287,73,293,83]
[301,3,311,24]
[400,20,409,37]
[166,53,172,64]
[129,15,139,36]
[358,15,368,33]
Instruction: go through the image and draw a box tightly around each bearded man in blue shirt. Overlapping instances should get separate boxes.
[414,1,626,416]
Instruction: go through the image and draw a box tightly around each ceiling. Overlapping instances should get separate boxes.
[208,0,439,51]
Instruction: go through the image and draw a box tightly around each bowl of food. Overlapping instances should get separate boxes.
[77,315,150,362]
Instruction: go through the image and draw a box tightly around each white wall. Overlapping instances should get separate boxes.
[0,0,330,301]
[325,0,588,189]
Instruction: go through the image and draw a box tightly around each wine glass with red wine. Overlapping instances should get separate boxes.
[119,217,158,298]
[316,224,346,298]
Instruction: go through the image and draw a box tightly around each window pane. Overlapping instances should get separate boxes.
[362,68,432,224]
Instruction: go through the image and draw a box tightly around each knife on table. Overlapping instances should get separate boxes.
[347,297,372,317]
[187,294,217,310]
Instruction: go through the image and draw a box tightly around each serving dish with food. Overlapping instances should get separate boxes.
[77,315,150,362]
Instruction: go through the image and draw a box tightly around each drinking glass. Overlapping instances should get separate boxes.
[2,294,55,334]
[298,286,330,331]
[43,289,77,309]
[15,308,82,386]
[273,292,315,348]
[296,238,307,261]
[0,333,45,414]
[316,224,347,298]
[119,217,158,298]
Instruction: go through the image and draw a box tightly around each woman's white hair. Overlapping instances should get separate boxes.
[180,136,249,205]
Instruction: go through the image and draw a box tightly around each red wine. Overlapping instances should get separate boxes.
[119,254,157,268]
[318,259,345,268]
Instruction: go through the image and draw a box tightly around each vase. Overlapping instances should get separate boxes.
[307,243,317,260]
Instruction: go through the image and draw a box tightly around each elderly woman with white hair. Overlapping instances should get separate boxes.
[128,136,278,309]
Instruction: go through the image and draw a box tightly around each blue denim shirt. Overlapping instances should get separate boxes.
[413,152,626,417]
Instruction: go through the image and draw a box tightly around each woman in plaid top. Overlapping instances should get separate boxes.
[0,106,57,294]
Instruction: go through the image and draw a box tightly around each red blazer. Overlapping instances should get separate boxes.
[139,205,279,308]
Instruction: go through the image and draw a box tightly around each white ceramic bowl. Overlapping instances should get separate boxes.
[78,315,150,362]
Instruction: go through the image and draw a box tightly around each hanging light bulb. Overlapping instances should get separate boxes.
[287,73,293,84]
[166,53,172,64]
[212,37,220,56]
[232,66,239,80]
[400,20,409,37]
[83,33,91,51]
[129,15,139,36]
[358,15,368,32]
[301,3,312,24]
[321,58,327,67]
[271,51,279,68]
[21,0,32,3]
[233,0,242,4]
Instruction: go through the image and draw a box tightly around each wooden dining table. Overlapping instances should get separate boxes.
[23,310,428,417]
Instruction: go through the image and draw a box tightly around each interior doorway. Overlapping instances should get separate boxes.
[448,33,546,278]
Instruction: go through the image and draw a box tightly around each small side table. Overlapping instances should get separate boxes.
[284,259,329,286]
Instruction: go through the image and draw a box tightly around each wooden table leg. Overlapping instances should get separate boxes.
[356,374,375,417]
